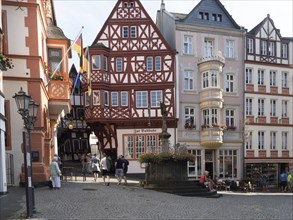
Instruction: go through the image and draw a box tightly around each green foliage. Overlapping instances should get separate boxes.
[0,53,13,70]
[138,151,194,164]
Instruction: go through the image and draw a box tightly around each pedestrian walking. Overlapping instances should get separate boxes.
[50,157,62,190]
[115,155,124,185]
[53,154,62,169]
[280,170,287,192]
[287,172,292,192]
[100,153,110,186]
[122,155,129,185]
[86,153,92,174]
[91,154,100,182]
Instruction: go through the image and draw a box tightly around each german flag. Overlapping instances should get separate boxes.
[72,34,83,73]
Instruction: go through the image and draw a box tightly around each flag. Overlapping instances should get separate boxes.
[72,34,83,73]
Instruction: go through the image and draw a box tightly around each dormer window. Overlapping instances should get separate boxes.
[212,14,222,22]
[282,44,288,59]
[124,2,134,8]
[199,12,209,20]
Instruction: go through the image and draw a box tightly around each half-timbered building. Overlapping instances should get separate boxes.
[82,0,176,173]
[244,14,293,187]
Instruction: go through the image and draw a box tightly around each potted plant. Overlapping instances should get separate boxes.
[0,53,13,71]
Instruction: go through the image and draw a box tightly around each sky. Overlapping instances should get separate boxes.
[54,0,293,67]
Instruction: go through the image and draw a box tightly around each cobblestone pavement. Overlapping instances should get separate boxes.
[6,177,293,220]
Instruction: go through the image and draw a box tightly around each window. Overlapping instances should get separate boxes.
[202,70,218,89]
[268,42,275,56]
[204,12,209,20]
[282,132,288,150]
[4,100,11,149]
[245,68,253,84]
[211,108,218,124]
[212,14,216,21]
[260,40,267,55]
[48,48,62,73]
[270,71,276,86]
[146,57,153,72]
[183,36,192,54]
[150,91,162,107]
[211,70,218,87]
[225,74,234,93]
[245,132,252,149]
[111,92,118,106]
[217,14,222,22]
[212,13,222,21]
[76,108,84,119]
[116,58,123,72]
[258,69,264,85]
[225,40,234,58]
[85,92,90,107]
[187,150,201,177]
[184,107,195,129]
[155,56,161,71]
[130,26,136,38]
[104,91,109,106]
[270,100,276,116]
[122,26,129,38]
[258,131,265,149]
[258,99,264,116]
[203,109,209,125]
[270,132,276,150]
[92,55,101,70]
[282,100,288,117]
[124,134,160,159]
[93,90,100,105]
[225,109,235,127]
[282,72,288,87]
[219,150,237,178]
[202,71,209,88]
[103,56,108,71]
[247,38,254,53]
[184,70,194,90]
[282,44,288,59]
[246,98,252,115]
[136,91,147,108]
[121,92,128,106]
[204,39,213,57]
[199,12,203,19]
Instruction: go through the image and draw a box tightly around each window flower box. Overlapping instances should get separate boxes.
[0,53,13,71]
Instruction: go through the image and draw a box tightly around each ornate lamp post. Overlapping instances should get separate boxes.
[13,88,39,218]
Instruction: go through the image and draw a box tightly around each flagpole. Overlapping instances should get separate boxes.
[45,26,84,87]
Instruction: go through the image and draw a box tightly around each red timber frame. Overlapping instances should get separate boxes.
[82,0,177,153]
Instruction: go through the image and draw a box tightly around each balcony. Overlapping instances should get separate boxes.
[48,80,71,120]
[198,51,225,67]
[200,127,224,147]
[199,88,223,108]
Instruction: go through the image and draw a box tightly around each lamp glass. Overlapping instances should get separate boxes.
[13,88,31,112]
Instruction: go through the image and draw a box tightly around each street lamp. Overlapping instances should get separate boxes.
[13,87,39,218]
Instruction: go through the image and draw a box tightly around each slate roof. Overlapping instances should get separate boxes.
[177,0,241,30]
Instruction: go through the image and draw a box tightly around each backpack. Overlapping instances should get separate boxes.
[93,158,99,164]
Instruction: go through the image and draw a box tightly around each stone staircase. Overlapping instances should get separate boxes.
[143,180,222,198]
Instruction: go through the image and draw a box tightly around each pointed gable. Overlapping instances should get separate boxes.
[180,0,241,30]
[92,0,173,52]
[248,14,282,41]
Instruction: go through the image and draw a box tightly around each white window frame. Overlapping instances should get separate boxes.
[270,99,276,116]
[85,91,90,107]
[225,109,235,127]
[155,56,161,71]
[146,57,153,72]
[204,39,213,57]
[260,40,267,55]
[202,71,209,88]
[111,92,118,106]
[184,107,196,129]
[258,99,264,116]
[130,26,136,38]
[203,109,209,125]
[245,132,252,149]
[247,38,253,53]
[258,131,265,150]
[270,71,276,86]
[246,98,252,115]
[211,70,218,87]
[270,131,276,150]
[184,70,194,91]
[136,91,148,108]
[282,132,288,150]
[103,56,108,71]
[211,108,218,124]
[122,26,129,38]
[282,44,288,59]
[245,68,253,84]
[268,41,275,56]
[225,73,234,93]
[225,40,234,58]
[92,55,101,70]
[282,100,288,117]
[104,91,109,106]
[121,92,128,106]
[93,90,100,106]
[150,91,162,108]
[282,72,288,87]
[116,57,123,72]
[258,69,265,85]
[183,36,193,54]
